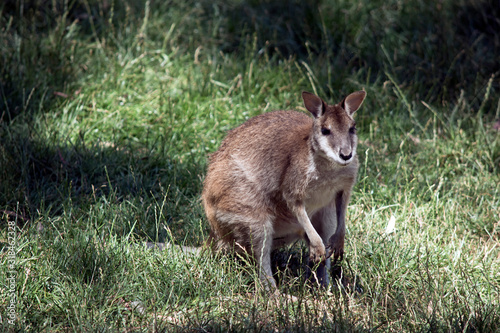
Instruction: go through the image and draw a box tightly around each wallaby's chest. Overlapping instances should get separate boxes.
[304,162,357,215]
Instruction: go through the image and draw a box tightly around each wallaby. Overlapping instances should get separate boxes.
[202,90,366,288]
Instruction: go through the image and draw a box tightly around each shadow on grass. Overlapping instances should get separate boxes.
[0,128,205,242]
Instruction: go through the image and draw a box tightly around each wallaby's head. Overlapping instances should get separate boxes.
[302,91,366,166]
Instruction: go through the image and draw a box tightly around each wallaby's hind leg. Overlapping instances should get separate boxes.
[213,209,277,289]
[250,218,276,289]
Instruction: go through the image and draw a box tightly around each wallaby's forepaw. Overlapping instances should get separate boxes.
[326,233,345,265]
[309,242,326,263]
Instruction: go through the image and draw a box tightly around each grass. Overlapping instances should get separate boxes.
[1,0,499,331]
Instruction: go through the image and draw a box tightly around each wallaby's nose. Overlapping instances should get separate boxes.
[339,151,352,161]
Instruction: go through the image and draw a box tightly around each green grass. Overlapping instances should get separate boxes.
[1,0,499,331]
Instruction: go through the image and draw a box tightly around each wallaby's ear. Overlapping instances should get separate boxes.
[342,91,366,115]
[302,91,325,118]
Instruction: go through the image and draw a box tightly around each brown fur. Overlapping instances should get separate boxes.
[202,91,366,288]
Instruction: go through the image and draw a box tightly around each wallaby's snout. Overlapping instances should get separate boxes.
[339,149,352,162]
[203,90,366,289]
[336,139,355,164]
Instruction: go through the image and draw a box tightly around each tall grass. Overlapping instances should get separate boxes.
[1,0,499,331]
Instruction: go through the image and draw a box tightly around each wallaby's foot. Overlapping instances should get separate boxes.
[267,289,299,307]
[275,291,299,303]
[259,273,278,292]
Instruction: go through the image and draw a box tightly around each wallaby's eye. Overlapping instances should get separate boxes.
[321,128,331,135]
[349,126,356,134]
